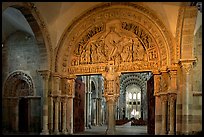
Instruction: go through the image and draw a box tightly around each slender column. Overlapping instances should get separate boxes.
[179,60,195,134]
[167,67,178,135]
[66,75,76,134]
[52,74,61,134]
[39,70,50,135]
[53,97,60,134]
[160,94,168,135]
[153,71,161,135]
[61,96,67,134]
[168,93,176,135]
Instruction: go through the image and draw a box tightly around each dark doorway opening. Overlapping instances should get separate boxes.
[19,97,29,132]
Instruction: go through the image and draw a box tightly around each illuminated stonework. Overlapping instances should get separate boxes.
[56,2,176,75]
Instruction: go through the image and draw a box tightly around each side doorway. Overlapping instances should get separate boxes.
[19,97,29,133]
[147,75,155,135]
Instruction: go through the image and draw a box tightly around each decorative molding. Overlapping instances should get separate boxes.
[3,71,34,97]
[56,2,175,74]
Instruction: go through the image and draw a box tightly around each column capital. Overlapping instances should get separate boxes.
[52,72,61,78]
[160,94,168,102]
[38,70,50,80]
[168,93,177,102]
[179,59,196,74]
[60,96,67,103]
[67,74,77,80]
[104,95,117,103]
[53,96,60,103]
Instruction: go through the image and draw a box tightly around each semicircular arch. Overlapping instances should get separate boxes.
[56,2,176,75]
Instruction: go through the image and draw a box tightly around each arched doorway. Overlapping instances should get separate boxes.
[2,71,34,133]
[55,2,176,135]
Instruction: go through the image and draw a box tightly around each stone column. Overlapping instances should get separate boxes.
[66,75,76,134]
[105,95,117,135]
[160,94,168,135]
[53,96,60,134]
[153,70,161,135]
[38,70,50,135]
[61,96,67,134]
[167,67,178,135]
[102,61,120,135]
[179,59,195,134]
[52,73,61,134]
[168,93,176,135]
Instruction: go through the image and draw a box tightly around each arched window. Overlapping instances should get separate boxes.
[128,92,132,99]
[133,93,136,99]
[137,92,141,100]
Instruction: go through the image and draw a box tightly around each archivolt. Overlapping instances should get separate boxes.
[56,2,176,74]
[3,71,34,97]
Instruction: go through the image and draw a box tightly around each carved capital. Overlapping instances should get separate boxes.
[168,93,177,103]
[53,96,60,103]
[160,94,168,102]
[104,95,117,103]
[181,63,193,74]
[60,96,67,103]
[179,59,196,74]
[38,70,50,80]
[67,76,76,97]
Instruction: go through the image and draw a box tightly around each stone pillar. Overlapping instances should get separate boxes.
[167,67,178,135]
[179,59,195,134]
[168,93,176,135]
[160,94,168,135]
[53,97,60,134]
[52,73,61,134]
[102,61,120,135]
[39,70,50,135]
[66,75,76,134]
[153,70,161,135]
[105,95,117,135]
[61,96,67,134]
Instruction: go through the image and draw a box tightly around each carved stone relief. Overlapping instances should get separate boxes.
[56,3,175,75]
[3,71,34,97]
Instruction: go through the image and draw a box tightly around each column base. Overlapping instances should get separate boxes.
[61,129,67,135]
[40,129,49,135]
[54,130,60,135]
[106,128,116,135]
[168,131,175,135]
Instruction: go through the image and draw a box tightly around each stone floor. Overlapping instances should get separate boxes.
[3,122,148,135]
[74,122,148,135]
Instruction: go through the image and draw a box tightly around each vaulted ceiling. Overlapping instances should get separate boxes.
[3,2,200,49]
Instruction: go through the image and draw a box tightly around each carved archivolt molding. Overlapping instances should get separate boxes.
[56,2,176,75]
[3,71,34,97]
